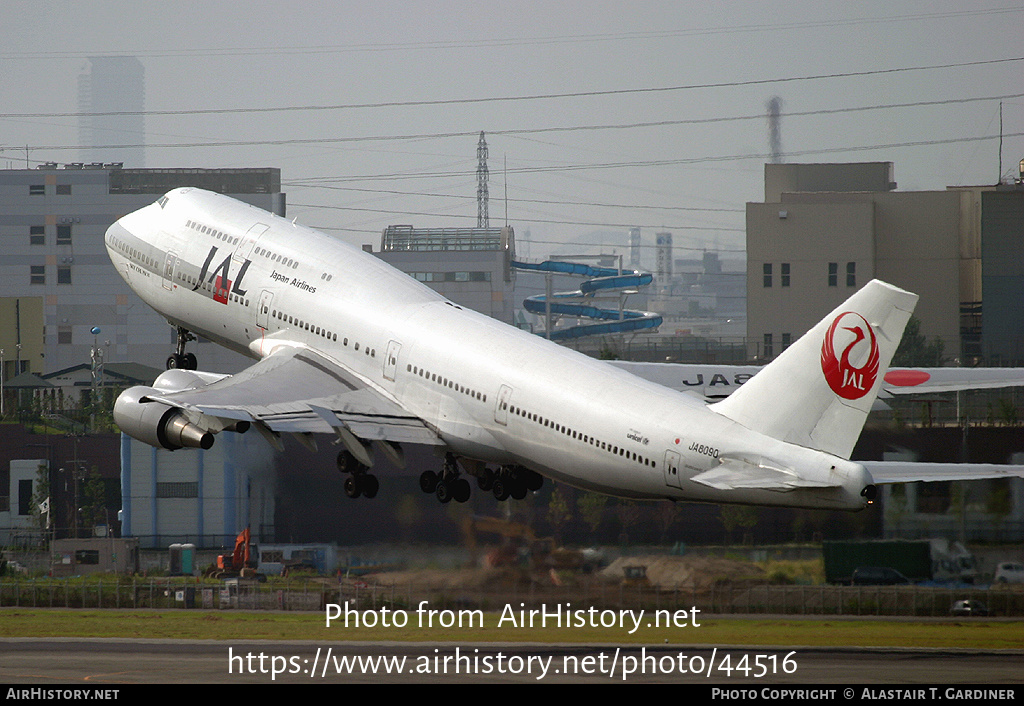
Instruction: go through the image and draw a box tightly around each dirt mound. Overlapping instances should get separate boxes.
[601,555,764,591]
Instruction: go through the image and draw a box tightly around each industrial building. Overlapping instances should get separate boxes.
[119,432,277,549]
[746,162,1024,364]
[745,162,1024,542]
[376,224,517,324]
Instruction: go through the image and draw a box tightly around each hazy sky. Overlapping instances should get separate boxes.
[3,1,1022,261]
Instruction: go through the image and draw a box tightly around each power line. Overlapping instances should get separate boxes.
[4,58,1022,120]
[289,202,743,233]
[20,92,1024,155]
[5,7,1022,62]
[286,185,745,214]
[6,8,1023,61]
[277,132,1024,183]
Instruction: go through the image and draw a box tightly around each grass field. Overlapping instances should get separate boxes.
[0,608,1019,649]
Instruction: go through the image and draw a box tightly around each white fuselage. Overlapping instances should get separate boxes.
[105,188,870,509]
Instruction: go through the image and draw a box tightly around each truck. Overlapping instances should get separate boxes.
[824,539,977,585]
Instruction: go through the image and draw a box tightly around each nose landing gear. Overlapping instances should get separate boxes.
[167,326,198,370]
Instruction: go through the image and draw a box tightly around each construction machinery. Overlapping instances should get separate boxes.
[206,527,260,579]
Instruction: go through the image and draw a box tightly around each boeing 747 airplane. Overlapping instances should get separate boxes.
[105,188,1023,511]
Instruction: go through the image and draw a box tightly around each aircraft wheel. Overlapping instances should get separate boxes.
[525,470,544,491]
[476,468,494,491]
[419,470,438,494]
[184,352,198,370]
[492,478,511,501]
[510,479,528,500]
[435,480,453,504]
[337,450,357,474]
[453,478,471,503]
[361,474,379,499]
[344,475,361,499]
[166,354,184,370]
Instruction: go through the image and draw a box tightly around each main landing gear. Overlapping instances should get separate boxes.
[167,326,198,370]
[419,454,471,504]
[418,457,544,504]
[489,465,543,501]
[337,449,379,499]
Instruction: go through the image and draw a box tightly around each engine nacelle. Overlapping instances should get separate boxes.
[113,386,214,450]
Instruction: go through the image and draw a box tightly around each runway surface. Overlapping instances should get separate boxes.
[1,638,1022,684]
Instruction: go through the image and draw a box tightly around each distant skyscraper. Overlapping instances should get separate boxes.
[655,231,673,282]
[78,56,145,167]
[628,227,641,269]
[767,96,783,164]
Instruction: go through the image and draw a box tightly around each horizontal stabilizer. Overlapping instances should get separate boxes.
[864,462,1024,484]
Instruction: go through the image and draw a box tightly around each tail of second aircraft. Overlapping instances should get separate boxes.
[711,279,918,459]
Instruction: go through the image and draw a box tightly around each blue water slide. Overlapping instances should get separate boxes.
[511,260,663,340]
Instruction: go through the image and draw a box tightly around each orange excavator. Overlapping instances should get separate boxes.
[207,527,259,579]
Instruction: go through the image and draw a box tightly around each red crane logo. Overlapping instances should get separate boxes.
[820,311,879,400]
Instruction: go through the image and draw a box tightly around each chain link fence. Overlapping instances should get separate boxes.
[2,577,1021,617]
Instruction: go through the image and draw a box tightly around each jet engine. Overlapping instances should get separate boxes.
[112,369,247,451]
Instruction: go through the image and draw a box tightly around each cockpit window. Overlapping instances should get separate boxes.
[157,196,169,209]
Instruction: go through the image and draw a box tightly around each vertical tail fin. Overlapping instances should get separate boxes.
[711,280,918,458]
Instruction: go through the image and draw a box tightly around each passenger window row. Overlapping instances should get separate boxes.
[186,219,238,245]
[270,308,376,358]
[406,364,486,403]
[501,400,655,469]
[110,235,158,270]
[179,271,250,307]
[255,245,299,270]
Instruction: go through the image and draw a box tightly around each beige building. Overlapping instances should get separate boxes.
[0,297,44,380]
[746,163,983,362]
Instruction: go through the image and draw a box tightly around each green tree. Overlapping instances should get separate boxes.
[32,462,50,533]
[546,486,574,543]
[80,466,107,529]
[720,505,759,543]
[578,492,607,535]
[892,316,944,367]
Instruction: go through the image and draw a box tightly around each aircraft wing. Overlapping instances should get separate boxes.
[142,346,441,446]
[879,368,1024,395]
[863,462,1024,484]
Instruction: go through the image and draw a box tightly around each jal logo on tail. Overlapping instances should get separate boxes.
[820,311,879,400]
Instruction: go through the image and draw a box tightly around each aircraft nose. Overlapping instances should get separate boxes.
[105,214,137,248]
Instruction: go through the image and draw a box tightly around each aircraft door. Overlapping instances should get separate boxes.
[383,340,401,381]
[235,223,269,261]
[494,384,513,425]
[162,250,178,291]
[256,290,274,329]
[663,450,682,489]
